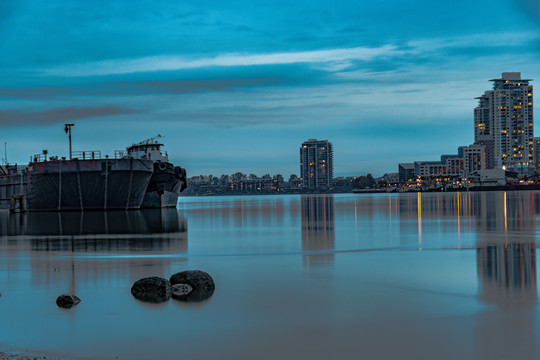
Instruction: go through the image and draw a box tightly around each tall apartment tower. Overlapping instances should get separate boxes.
[474,72,534,173]
[534,137,540,171]
[300,139,333,189]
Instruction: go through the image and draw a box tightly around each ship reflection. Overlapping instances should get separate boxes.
[0,209,188,291]
[301,195,335,267]
[0,208,188,253]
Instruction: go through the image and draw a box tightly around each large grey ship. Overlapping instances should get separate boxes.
[1,152,154,211]
[0,130,185,211]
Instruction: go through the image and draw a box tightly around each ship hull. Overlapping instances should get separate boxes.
[141,162,185,208]
[25,159,154,211]
[142,187,182,208]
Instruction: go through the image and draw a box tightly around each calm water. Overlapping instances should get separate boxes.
[0,192,539,360]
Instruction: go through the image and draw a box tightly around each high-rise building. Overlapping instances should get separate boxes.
[534,137,540,172]
[300,139,333,189]
[474,72,534,173]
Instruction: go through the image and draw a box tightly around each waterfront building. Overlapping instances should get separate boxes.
[473,72,533,173]
[381,172,399,185]
[459,143,486,175]
[414,160,446,177]
[300,139,334,189]
[475,138,495,169]
[332,176,357,191]
[288,174,303,188]
[441,154,463,176]
[412,144,486,179]
[398,163,415,184]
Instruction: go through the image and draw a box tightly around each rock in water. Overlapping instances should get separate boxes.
[131,277,171,303]
[169,270,215,302]
[56,294,81,308]
[170,270,215,289]
[170,284,193,300]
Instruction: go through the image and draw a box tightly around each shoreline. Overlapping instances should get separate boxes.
[183,184,540,197]
[0,348,77,360]
[0,352,50,360]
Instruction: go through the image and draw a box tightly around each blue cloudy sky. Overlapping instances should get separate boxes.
[1,0,539,177]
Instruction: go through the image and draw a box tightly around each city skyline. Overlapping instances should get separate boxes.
[0,1,539,177]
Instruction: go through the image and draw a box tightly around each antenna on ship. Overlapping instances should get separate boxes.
[64,124,75,160]
[3,142,6,165]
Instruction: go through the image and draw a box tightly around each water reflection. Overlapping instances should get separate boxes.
[0,209,187,252]
[0,209,188,290]
[477,241,537,306]
[473,192,538,359]
[475,240,537,359]
[2,193,540,359]
[301,195,335,267]
[1,209,186,236]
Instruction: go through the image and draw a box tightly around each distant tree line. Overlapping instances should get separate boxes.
[182,171,398,195]
[353,174,376,189]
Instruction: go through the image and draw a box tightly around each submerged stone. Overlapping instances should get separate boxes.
[169,270,215,302]
[131,276,171,303]
[56,294,81,308]
[171,283,194,301]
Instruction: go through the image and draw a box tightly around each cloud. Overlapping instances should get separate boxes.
[407,32,535,50]
[43,45,400,76]
[40,31,540,79]
[161,100,347,128]
[111,78,284,93]
[0,106,142,125]
[0,78,285,99]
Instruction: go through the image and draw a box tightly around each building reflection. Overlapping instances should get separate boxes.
[301,195,335,267]
[391,191,539,357]
[474,192,537,359]
[475,240,537,359]
[475,191,537,307]
[396,192,478,246]
[477,241,537,306]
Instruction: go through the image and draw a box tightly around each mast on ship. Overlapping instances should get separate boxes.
[64,123,75,160]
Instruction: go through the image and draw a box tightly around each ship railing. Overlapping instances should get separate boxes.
[115,150,127,159]
[72,151,102,160]
[114,150,148,160]
[30,153,48,163]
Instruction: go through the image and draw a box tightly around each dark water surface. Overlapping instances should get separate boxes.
[0,192,539,359]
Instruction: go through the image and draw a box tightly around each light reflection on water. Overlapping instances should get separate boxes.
[0,192,539,359]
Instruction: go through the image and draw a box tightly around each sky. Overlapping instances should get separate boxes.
[0,0,539,177]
